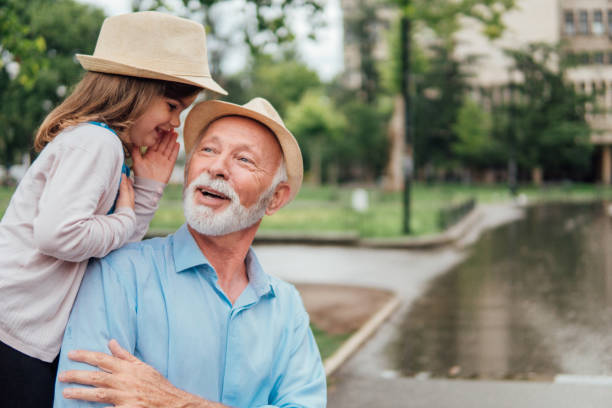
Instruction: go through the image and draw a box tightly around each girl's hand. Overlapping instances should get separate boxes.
[116,174,135,210]
[132,130,180,183]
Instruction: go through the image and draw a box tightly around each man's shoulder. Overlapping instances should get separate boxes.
[97,235,173,273]
[265,274,308,314]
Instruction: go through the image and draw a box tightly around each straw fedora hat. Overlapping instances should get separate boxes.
[76,11,227,95]
[184,97,303,202]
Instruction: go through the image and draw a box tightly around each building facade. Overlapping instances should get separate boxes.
[342,0,612,183]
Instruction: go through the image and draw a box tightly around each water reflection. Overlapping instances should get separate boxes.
[396,202,612,380]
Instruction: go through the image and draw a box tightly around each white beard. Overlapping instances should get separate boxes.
[183,172,275,236]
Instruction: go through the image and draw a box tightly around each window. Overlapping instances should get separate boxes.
[579,10,589,34]
[607,52,612,64]
[595,52,604,64]
[594,10,604,35]
[608,10,612,34]
[564,10,575,35]
[580,52,590,65]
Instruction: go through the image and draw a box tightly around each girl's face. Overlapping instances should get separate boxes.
[127,94,197,147]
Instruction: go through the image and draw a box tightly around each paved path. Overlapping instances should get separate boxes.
[255,203,612,407]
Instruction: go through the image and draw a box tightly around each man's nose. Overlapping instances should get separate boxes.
[207,155,229,180]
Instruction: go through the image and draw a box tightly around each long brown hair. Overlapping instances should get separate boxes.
[34,72,200,151]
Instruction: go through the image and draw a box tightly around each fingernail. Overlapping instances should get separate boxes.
[67,350,77,358]
[58,373,66,381]
[63,389,73,398]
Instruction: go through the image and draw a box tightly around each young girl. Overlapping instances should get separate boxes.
[0,11,226,407]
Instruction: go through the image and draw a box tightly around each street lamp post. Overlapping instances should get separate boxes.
[401,0,412,234]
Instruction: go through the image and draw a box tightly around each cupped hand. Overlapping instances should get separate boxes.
[132,130,180,183]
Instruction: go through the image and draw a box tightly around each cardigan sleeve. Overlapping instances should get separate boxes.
[32,131,137,262]
[128,176,165,242]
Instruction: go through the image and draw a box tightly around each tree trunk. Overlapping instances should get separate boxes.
[383,95,405,191]
[531,166,543,186]
[309,140,323,185]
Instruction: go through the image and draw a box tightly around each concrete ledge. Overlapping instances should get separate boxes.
[324,294,401,377]
[254,230,360,246]
[146,204,485,250]
[360,205,483,249]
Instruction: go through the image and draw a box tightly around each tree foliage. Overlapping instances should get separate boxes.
[135,0,325,76]
[285,90,347,184]
[223,53,321,117]
[498,43,593,180]
[0,0,104,173]
[452,97,501,168]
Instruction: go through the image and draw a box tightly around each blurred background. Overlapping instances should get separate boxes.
[7,0,612,392]
[3,0,612,238]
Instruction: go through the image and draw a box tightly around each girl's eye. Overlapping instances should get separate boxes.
[168,103,177,111]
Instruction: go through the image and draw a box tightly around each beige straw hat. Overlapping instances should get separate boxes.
[76,11,227,95]
[184,97,304,202]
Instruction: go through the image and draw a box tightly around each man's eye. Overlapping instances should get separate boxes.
[239,157,251,163]
[202,147,213,153]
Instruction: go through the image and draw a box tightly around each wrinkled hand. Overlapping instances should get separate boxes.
[132,130,180,183]
[59,339,208,408]
[115,174,135,211]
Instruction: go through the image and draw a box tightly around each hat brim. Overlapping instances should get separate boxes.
[76,54,228,96]
[184,100,303,202]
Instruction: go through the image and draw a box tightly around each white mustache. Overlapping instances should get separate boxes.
[188,172,239,203]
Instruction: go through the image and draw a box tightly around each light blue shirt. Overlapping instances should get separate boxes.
[54,224,326,408]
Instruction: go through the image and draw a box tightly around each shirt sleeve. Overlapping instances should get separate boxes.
[53,256,138,408]
[265,289,327,408]
[128,176,165,242]
[32,137,137,262]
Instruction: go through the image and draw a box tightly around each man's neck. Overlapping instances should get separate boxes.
[187,222,260,304]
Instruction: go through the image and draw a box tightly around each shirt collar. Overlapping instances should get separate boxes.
[245,248,276,299]
[172,224,212,273]
[172,224,276,299]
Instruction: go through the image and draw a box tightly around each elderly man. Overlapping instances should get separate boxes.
[53,98,326,408]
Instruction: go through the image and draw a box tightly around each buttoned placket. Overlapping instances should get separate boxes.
[219,294,260,404]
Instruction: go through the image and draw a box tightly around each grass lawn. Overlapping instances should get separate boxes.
[310,324,352,361]
[5,182,612,237]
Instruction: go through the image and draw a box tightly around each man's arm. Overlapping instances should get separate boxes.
[53,256,138,407]
[265,288,327,408]
[55,255,230,408]
[59,340,230,408]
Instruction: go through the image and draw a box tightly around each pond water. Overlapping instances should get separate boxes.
[395,202,612,381]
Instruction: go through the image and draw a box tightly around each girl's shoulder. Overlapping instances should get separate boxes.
[52,122,123,156]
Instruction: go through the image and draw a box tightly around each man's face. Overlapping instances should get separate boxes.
[182,116,284,236]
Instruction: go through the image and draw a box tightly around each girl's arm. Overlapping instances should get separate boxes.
[129,131,180,241]
[33,129,137,262]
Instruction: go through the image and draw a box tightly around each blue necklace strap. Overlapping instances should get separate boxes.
[89,121,131,214]
[88,121,118,136]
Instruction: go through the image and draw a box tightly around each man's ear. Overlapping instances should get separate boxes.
[265,182,291,216]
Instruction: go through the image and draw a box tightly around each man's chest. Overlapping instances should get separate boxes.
[132,277,284,404]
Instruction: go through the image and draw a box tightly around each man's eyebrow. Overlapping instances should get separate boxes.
[205,134,260,155]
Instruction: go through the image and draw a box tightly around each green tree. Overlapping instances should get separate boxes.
[0,0,105,176]
[452,97,503,169]
[285,91,347,184]
[0,0,47,89]
[381,0,516,180]
[224,53,322,117]
[500,43,593,181]
[411,43,474,171]
[136,0,325,77]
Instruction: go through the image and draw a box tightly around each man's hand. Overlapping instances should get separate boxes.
[131,130,180,183]
[58,339,223,408]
